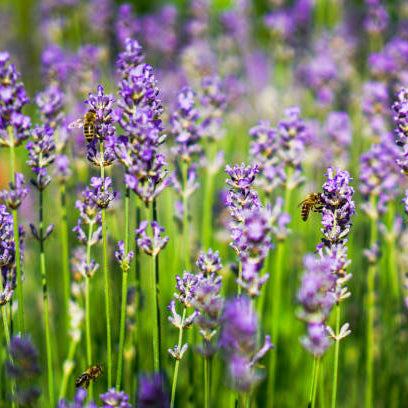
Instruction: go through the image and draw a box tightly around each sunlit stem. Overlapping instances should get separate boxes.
[331,303,341,408]
[59,336,79,400]
[116,186,130,390]
[170,307,187,408]
[100,141,112,387]
[182,162,191,270]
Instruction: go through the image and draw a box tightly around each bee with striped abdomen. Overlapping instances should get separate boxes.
[75,364,103,389]
[298,193,324,221]
[68,109,97,143]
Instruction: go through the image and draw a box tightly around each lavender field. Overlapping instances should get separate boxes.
[0,0,407,407]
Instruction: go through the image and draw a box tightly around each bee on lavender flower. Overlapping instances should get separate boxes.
[68,109,97,142]
[298,193,324,221]
[75,364,103,389]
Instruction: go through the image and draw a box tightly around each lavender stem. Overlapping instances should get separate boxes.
[331,304,341,408]
[116,186,130,390]
[100,141,112,387]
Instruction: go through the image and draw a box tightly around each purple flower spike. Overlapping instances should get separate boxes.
[0,52,31,147]
[100,388,131,408]
[34,84,64,128]
[219,296,273,392]
[0,172,30,210]
[135,220,169,257]
[196,249,223,275]
[88,176,118,209]
[84,85,116,142]
[225,163,259,191]
[137,373,170,408]
[115,241,134,272]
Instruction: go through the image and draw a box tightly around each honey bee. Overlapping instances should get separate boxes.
[75,364,103,389]
[298,193,324,221]
[68,110,97,142]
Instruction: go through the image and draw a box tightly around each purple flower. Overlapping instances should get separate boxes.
[88,176,118,209]
[115,4,139,46]
[137,373,170,408]
[364,0,389,35]
[0,172,30,210]
[53,154,72,182]
[320,167,356,244]
[100,388,131,408]
[58,388,97,408]
[219,296,273,391]
[7,335,41,405]
[117,38,145,75]
[171,86,201,163]
[325,112,352,149]
[26,125,55,190]
[115,241,134,272]
[84,85,116,142]
[225,163,259,191]
[0,51,31,147]
[135,220,169,256]
[300,322,332,357]
[174,270,201,308]
[34,84,64,128]
[196,249,222,275]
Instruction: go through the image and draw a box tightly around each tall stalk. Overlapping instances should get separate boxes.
[331,304,341,408]
[100,142,112,388]
[204,356,211,408]
[116,187,130,390]
[85,222,94,398]
[365,198,378,408]
[170,307,187,408]
[267,168,293,404]
[309,357,320,408]
[8,128,24,335]
[59,336,79,400]
[59,182,70,335]
[151,249,160,371]
[202,142,216,249]
[39,188,54,406]
[182,163,191,270]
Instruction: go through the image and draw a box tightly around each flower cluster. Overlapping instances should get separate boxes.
[219,296,273,392]
[192,271,224,357]
[34,84,65,129]
[136,373,170,408]
[224,163,272,297]
[72,186,102,279]
[115,40,169,204]
[7,336,41,406]
[0,51,31,148]
[249,107,308,193]
[0,204,16,305]
[297,254,336,356]
[26,125,56,191]
[360,132,403,216]
[58,388,97,408]
[100,388,132,408]
[115,241,134,273]
[392,87,408,174]
[362,81,389,136]
[168,270,200,360]
[84,85,116,167]
[135,220,169,257]
[88,177,118,209]
[0,172,30,210]
[196,249,222,275]
[364,0,389,36]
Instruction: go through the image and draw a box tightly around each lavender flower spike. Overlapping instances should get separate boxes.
[135,220,169,256]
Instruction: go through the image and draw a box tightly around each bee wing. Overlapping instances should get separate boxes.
[297,200,306,208]
[68,118,85,129]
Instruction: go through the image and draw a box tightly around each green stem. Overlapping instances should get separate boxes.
[59,336,79,400]
[39,189,54,406]
[60,182,70,336]
[116,187,130,390]
[365,200,378,408]
[85,221,94,398]
[151,253,160,371]
[182,163,191,270]
[100,142,112,388]
[385,206,399,302]
[8,127,24,335]
[331,304,341,408]
[204,357,210,408]
[202,142,216,249]
[237,262,242,296]
[311,358,321,408]
[170,307,187,408]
